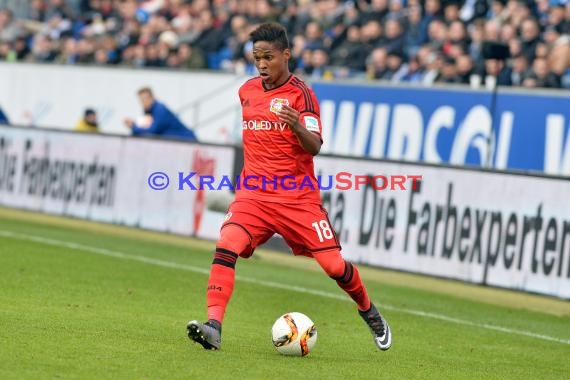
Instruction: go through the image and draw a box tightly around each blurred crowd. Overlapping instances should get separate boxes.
[0,0,569,89]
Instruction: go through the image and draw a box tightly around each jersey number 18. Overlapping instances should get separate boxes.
[311,220,334,242]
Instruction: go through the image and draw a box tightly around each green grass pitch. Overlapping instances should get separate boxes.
[0,207,569,379]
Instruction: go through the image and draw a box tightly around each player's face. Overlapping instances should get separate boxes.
[252,41,291,87]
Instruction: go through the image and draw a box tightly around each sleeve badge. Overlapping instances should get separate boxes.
[303,116,320,133]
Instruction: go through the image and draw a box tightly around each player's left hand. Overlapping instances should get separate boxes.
[277,105,300,128]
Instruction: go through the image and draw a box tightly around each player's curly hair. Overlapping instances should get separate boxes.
[250,23,290,51]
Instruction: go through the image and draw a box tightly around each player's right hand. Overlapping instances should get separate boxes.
[277,105,300,129]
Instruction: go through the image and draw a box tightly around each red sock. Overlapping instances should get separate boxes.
[313,250,372,312]
[206,248,238,324]
[335,262,372,312]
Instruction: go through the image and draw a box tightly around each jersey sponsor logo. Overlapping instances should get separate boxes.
[242,120,288,131]
[304,116,319,132]
[269,98,289,114]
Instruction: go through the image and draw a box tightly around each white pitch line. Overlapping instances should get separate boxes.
[1,229,569,346]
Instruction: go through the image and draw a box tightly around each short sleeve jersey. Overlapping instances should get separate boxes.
[237,74,323,204]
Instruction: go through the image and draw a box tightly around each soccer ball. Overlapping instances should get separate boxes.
[271,312,317,356]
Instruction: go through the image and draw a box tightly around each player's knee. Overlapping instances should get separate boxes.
[217,224,251,257]
[314,249,346,278]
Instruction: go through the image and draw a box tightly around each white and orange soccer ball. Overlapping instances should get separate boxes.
[271,312,317,356]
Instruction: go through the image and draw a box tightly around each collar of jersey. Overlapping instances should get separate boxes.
[262,74,293,92]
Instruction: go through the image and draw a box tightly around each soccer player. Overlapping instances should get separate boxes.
[187,23,392,352]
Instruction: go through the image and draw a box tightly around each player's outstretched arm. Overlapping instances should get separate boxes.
[277,104,322,155]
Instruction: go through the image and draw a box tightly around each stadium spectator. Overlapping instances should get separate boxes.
[421,48,444,85]
[46,0,75,21]
[520,18,542,63]
[0,39,14,61]
[0,8,22,42]
[361,19,385,52]
[421,0,443,39]
[468,20,486,62]
[480,56,513,88]
[74,108,99,133]
[545,24,570,82]
[13,36,30,60]
[28,34,57,62]
[456,54,475,84]
[366,47,390,80]
[27,0,46,22]
[386,50,407,81]
[427,19,448,53]
[524,56,562,88]
[436,56,462,84]
[329,24,367,72]
[0,0,567,91]
[400,55,424,83]
[447,21,469,53]
[359,0,389,25]
[388,0,406,20]
[303,21,325,51]
[56,37,76,64]
[510,53,531,86]
[178,43,206,70]
[384,18,405,56]
[124,87,198,141]
[193,9,224,58]
[306,47,330,79]
[443,0,462,23]
[488,0,508,24]
[404,5,427,58]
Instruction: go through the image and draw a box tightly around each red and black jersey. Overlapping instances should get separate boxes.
[237,74,323,204]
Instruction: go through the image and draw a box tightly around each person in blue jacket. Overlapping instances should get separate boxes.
[124,87,198,141]
[0,105,10,125]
